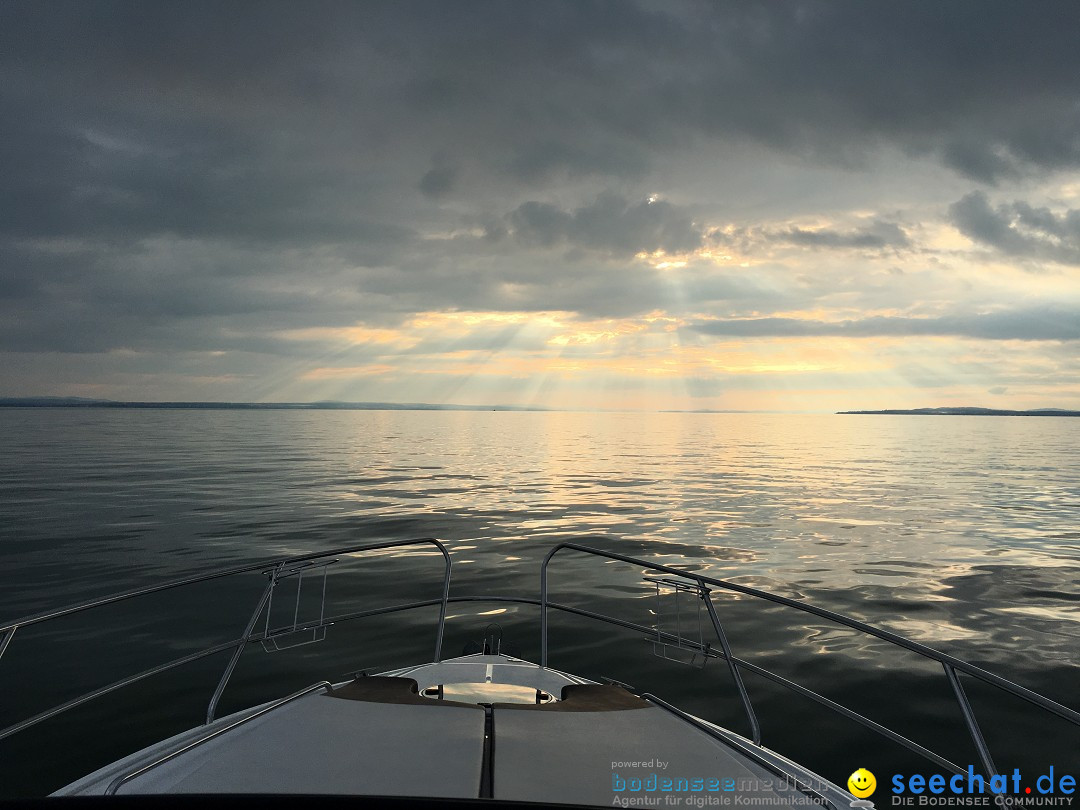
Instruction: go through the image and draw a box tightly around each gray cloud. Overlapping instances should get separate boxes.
[4,1,1080,193]
[2,1,1080,398]
[508,193,703,256]
[418,167,458,199]
[418,154,460,200]
[949,191,1080,265]
[508,140,651,183]
[781,221,910,250]
[690,308,1080,341]
[713,220,911,253]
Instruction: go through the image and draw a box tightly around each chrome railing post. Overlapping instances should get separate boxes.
[701,586,761,745]
[433,540,452,662]
[0,625,15,664]
[205,576,275,725]
[943,663,998,780]
[540,545,560,668]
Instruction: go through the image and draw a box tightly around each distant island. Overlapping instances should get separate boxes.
[838,407,1080,417]
[0,397,550,412]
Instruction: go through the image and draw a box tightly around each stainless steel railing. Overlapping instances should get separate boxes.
[1,537,1077,788]
[0,537,452,742]
[539,542,1080,780]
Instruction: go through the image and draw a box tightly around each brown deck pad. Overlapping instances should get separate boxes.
[494,683,649,711]
[325,676,482,709]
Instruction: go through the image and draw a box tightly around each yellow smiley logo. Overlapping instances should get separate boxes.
[848,768,877,798]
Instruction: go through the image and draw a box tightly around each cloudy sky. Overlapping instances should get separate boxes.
[3,1,1080,411]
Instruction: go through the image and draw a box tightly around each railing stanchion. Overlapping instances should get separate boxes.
[943,663,998,781]
[540,545,560,668]
[433,542,452,662]
[701,586,761,745]
[0,626,15,664]
[206,577,275,725]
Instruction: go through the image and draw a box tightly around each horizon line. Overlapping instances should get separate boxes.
[0,396,813,414]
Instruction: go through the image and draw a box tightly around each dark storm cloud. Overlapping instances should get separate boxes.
[508,140,651,184]
[0,107,415,253]
[690,308,1080,342]
[418,167,458,199]
[5,1,1080,195]
[949,192,1080,265]
[418,154,460,200]
[508,194,702,255]
[3,0,1080,374]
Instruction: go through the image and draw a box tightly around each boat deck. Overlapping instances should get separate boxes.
[54,655,839,808]
[12,539,1076,807]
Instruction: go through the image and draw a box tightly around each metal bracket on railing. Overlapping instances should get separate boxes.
[260,559,337,652]
[647,577,711,668]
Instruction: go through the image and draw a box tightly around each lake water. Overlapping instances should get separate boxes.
[1,409,1078,795]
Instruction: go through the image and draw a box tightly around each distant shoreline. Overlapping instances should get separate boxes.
[0,399,770,414]
[0,397,549,412]
[4,399,1077,416]
[838,407,1080,417]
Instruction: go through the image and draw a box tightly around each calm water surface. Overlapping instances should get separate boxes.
[1,410,1078,795]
